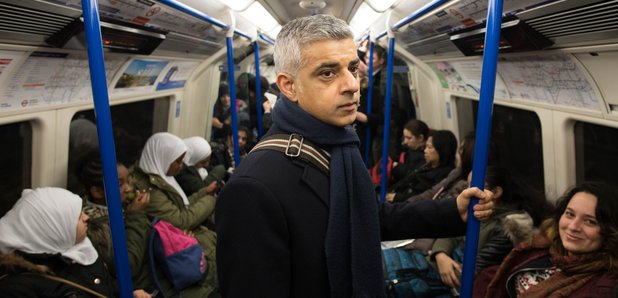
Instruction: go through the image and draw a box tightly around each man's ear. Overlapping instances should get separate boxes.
[276,73,297,102]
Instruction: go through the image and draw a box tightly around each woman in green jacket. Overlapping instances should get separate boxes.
[131,132,218,296]
[81,155,217,297]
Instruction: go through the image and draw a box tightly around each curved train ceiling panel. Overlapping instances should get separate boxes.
[43,0,228,44]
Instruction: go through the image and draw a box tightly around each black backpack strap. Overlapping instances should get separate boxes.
[250,134,330,175]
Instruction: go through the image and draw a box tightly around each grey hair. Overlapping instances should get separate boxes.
[273,14,353,76]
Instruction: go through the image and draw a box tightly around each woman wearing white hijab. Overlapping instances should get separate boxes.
[133,132,217,230]
[175,137,226,197]
[0,187,114,297]
[132,132,219,295]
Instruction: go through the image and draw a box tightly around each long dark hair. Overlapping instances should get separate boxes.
[429,130,458,168]
[404,119,429,143]
[540,182,618,273]
[484,165,553,226]
[459,132,475,181]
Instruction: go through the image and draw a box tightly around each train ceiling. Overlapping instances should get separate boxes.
[0,0,616,58]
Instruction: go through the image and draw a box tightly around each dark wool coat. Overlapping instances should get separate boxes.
[0,252,114,297]
[216,128,467,298]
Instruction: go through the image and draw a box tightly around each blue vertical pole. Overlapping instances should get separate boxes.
[460,0,503,297]
[364,41,375,166]
[226,37,240,167]
[379,37,396,202]
[81,0,133,297]
[253,41,264,140]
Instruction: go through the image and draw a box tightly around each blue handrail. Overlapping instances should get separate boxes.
[81,0,133,297]
[258,33,276,45]
[234,29,254,40]
[460,0,504,297]
[379,37,396,202]
[226,37,241,167]
[254,40,264,140]
[364,41,375,166]
[376,0,450,40]
[392,0,450,30]
[156,0,253,40]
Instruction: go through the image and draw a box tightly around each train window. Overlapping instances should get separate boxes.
[67,98,169,194]
[574,122,618,185]
[456,98,545,194]
[0,121,32,217]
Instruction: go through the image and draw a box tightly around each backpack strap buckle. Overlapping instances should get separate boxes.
[251,134,330,175]
[285,134,303,157]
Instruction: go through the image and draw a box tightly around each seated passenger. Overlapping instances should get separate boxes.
[175,136,226,197]
[391,119,429,184]
[210,126,251,173]
[79,156,147,274]
[132,132,216,228]
[131,132,218,291]
[0,187,116,297]
[386,130,458,202]
[406,131,476,204]
[476,181,618,297]
[80,156,217,297]
[430,166,553,290]
[79,152,126,220]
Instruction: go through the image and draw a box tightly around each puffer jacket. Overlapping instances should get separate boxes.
[131,167,219,295]
[131,166,216,230]
[125,211,217,297]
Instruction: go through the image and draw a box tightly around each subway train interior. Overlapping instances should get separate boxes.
[0,0,617,295]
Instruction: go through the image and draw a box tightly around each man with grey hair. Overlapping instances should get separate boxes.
[216,14,493,297]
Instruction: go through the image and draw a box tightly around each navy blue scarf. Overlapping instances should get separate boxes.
[272,96,383,297]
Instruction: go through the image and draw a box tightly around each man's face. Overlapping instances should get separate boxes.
[365,51,383,70]
[289,38,360,127]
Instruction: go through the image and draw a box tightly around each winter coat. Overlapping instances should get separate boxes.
[125,211,216,297]
[391,146,425,184]
[131,166,216,230]
[474,239,618,298]
[430,209,535,274]
[131,167,218,293]
[216,126,469,298]
[0,251,114,297]
[390,163,454,202]
[406,167,467,203]
[175,164,227,197]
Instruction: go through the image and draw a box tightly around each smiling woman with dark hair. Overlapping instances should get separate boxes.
[476,181,618,297]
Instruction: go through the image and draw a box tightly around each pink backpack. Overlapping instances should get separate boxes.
[149,219,206,292]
